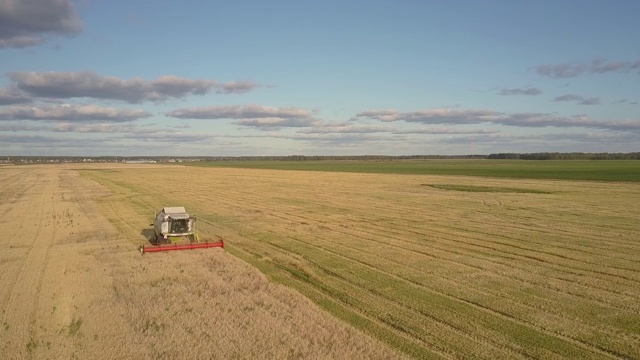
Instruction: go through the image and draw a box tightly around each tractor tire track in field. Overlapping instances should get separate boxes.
[303,231,634,359]
[338,217,640,309]
[316,193,640,276]
[0,167,158,359]
[248,232,531,359]
[269,195,640,306]
[274,206,640,318]
[0,168,55,358]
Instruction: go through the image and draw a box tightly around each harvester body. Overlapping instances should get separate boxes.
[153,206,197,243]
[141,206,224,254]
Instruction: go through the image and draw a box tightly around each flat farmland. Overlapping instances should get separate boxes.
[80,163,640,359]
[0,165,402,359]
[185,159,640,181]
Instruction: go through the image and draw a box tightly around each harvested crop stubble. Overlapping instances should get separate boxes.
[81,164,640,359]
[0,165,404,360]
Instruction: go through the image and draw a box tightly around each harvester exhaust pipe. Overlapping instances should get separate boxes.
[140,240,224,255]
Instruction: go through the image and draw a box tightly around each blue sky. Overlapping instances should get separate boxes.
[1,0,639,156]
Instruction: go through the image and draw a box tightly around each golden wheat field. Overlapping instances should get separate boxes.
[2,163,639,359]
[0,164,405,359]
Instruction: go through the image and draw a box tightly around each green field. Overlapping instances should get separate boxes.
[184,159,640,182]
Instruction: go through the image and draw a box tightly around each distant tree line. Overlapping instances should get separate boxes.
[217,155,487,161]
[207,153,640,161]
[3,153,639,164]
[487,152,640,160]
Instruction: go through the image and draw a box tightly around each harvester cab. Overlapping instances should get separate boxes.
[139,206,224,254]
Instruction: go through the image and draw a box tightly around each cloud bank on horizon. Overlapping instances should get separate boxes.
[1,0,639,156]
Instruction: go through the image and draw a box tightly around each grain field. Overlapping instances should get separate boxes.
[0,164,404,359]
[81,163,640,359]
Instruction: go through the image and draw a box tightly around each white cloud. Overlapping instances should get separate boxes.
[7,72,259,103]
[499,87,542,96]
[553,94,584,102]
[53,122,140,133]
[167,104,320,129]
[578,97,600,105]
[355,108,503,124]
[534,58,640,78]
[355,108,640,131]
[121,132,213,143]
[168,104,309,119]
[393,127,499,135]
[298,124,395,134]
[0,104,151,122]
[552,94,601,105]
[0,88,32,105]
[0,0,83,48]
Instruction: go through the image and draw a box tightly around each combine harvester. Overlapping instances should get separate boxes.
[139,206,224,254]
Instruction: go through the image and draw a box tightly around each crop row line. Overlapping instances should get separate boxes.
[262,206,640,311]
[217,223,524,359]
[241,221,624,359]
[212,200,640,356]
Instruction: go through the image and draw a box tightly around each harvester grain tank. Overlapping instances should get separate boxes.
[139,206,224,254]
